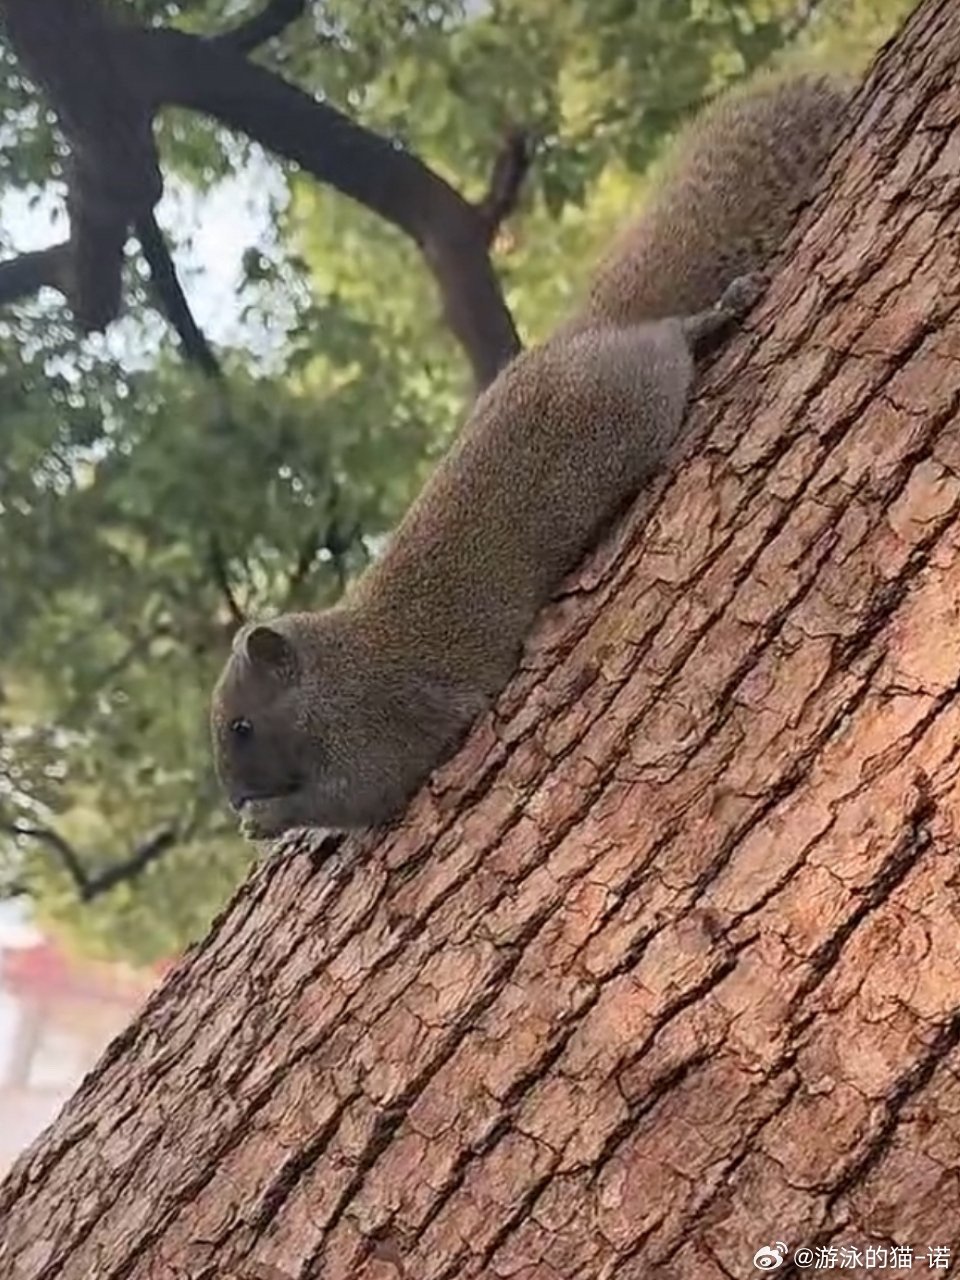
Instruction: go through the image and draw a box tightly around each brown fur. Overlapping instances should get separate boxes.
[578,73,849,327]
[211,74,847,839]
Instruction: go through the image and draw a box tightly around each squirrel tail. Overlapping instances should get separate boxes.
[575,72,850,329]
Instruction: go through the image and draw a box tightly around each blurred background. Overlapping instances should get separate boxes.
[0,0,914,1166]
[0,900,158,1173]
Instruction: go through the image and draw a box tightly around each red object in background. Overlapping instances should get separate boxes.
[0,940,166,1006]
[0,936,169,1172]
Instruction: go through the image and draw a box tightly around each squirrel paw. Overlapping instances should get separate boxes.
[717,271,768,318]
[682,270,769,353]
[238,795,302,842]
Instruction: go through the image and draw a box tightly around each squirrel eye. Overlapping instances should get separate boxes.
[229,717,253,739]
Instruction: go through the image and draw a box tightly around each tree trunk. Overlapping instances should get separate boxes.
[3,2,960,1278]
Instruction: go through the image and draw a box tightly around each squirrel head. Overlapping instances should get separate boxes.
[210,610,485,835]
[211,619,310,814]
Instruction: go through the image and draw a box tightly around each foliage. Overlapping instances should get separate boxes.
[0,0,915,963]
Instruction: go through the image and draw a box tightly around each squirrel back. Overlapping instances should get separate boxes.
[577,73,849,329]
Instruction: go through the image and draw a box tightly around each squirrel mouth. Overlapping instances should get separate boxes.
[231,780,303,811]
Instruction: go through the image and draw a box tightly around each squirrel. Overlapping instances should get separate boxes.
[210,72,848,840]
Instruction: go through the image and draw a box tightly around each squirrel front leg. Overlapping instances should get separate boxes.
[238,791,326,842]
[680,271,768,355]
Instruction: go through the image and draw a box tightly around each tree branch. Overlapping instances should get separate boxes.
[0,820,180,902]
[2,822,88,890]
[208,534,246,629]
[216,0,306,54]
[1,0,162,330]
[477,127,534,244]
[135,212,222,379]
[79,827,178,899]
[323,515,362,595]
[0,0,523,388]
[285,526,321,605]
[0,245,72,307]
[143,27,521,386]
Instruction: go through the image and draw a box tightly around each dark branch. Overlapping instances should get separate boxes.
[145,27,521,386]
[477,128,535,243]
[285,526,321,605]
[324,515,362,595]
[2,822,88,889]
[216,0,306,54]
[135,213,222,379]
[284,520,362,605]
[67,189,130,331]
[1,0,162,331]
[284,476,364,604]
[209,534,246,628]
[0,0,522,386]
[1,820,180,902]
[80,828,178,899]
[0,245,71,306]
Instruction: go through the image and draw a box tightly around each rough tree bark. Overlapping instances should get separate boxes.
[3,2,960,1278]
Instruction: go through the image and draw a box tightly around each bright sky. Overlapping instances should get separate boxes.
[0,900,39,1079]
[1,158,281,349]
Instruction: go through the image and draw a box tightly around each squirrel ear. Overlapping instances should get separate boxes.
[241,624,299,682]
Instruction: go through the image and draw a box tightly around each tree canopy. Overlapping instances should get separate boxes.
[0,0,913,963]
